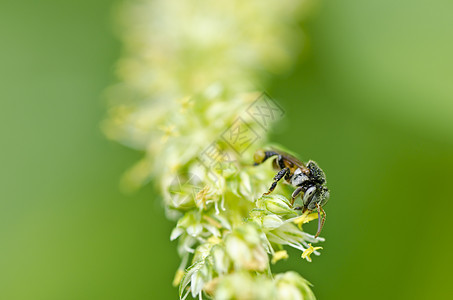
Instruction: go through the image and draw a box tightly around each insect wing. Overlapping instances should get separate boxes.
[270,148,306,169]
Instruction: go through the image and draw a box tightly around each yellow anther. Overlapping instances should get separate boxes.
[271,250,289,264]
[301,243,322,262]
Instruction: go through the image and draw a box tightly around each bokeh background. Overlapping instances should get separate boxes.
[1,0,452,299]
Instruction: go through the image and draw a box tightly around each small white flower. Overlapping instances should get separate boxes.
[275,272,316,300]
[263,214,284,230]
[225,225,269,272]
[257,194,298,217]
[214,272,276,300]
[211,245,229,275]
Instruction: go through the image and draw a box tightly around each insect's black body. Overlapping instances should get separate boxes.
[254,149,330,237]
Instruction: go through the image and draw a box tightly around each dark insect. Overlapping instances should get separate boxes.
[253,149,330,238]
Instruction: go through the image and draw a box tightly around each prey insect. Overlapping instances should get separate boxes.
[254,149,330,238]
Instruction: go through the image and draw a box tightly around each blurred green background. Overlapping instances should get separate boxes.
[1,0,452,299]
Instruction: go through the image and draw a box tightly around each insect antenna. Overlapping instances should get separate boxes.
[315,203,327,238]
